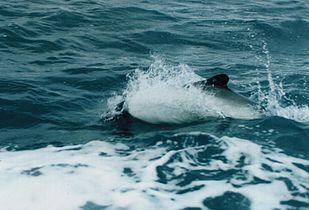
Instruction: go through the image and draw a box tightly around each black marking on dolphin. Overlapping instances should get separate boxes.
[194,73,230,89]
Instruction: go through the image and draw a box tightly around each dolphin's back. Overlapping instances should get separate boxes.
[206,86,257,107]
[193,74,256,106]
[192,74,264,118]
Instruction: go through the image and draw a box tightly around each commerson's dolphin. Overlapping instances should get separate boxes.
[105,74,265,123]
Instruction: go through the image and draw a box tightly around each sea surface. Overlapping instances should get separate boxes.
[0,0,309,210]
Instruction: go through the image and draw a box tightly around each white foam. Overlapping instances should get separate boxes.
[239,181,290,210]
[0,142,132,210]
[268,101,309,123]
[0,134,308,210]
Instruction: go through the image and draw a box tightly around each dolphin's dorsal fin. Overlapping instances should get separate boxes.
[206,74,229,88]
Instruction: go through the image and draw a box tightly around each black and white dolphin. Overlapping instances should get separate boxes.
[105,74,265,123]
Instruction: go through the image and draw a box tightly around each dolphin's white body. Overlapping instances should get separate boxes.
[199,86,264,120]
[107,74,265,124]
[126,84,264,124]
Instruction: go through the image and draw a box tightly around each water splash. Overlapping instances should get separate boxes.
[105,56,263,124]
[104,93,126,121]
[124,57,214,124]
[260,41,309,123]
[105,52,309,124]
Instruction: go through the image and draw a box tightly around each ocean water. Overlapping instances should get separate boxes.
[1,0,309,209]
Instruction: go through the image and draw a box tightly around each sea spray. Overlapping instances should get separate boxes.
[260,41,309,123]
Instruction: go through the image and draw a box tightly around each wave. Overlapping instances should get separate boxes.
[0,133,307,210]
[0,25,63,53]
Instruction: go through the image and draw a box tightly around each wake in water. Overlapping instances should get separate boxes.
[0,133,308,210]
[104,55,309,124]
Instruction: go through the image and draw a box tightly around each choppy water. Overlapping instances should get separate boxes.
[1,1,309,210]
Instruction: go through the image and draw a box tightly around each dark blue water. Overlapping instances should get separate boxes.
[1,1,309,209]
